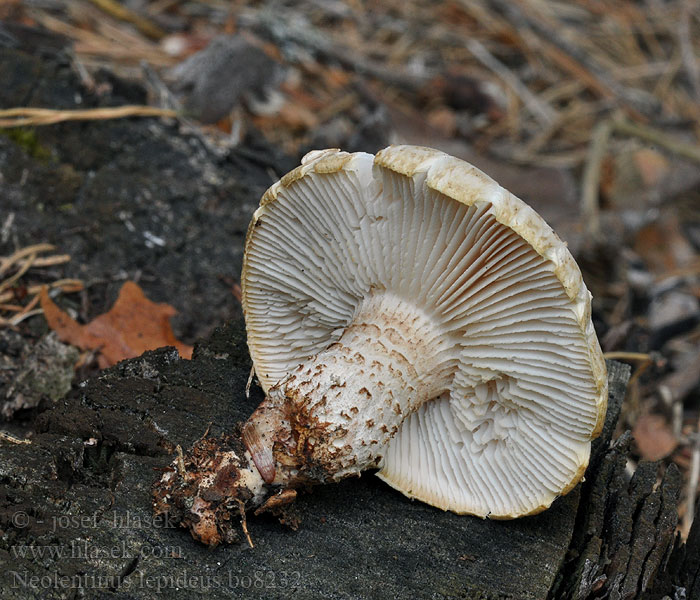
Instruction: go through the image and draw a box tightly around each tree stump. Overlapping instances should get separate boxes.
[1,41,698,600]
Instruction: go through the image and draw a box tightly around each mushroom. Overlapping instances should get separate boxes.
[153,145,607,545]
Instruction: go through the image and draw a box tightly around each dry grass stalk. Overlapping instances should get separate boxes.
[0,106,177,128]
[0,432,32,445]
[0,243,83,330]
[581,120,614,238]
[87,0,166,41]
[9,0,696,168]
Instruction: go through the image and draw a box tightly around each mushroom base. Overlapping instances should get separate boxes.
[153,292,457,546]
[244,291,456,489]
[152,432,271,546]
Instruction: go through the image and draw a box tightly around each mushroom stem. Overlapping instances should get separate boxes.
[155,145,608,544]
[244,290,456,486]
[153,292,456,545]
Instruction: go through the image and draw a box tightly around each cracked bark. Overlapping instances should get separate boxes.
[549,362,686,600]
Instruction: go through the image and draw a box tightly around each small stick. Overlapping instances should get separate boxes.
[236,499,254,548]
[0,106,177,129]
[613,118,700,164]
[0,304,23,312]
[0,252,39,294]
[0,279,84,304]
[0,316,15,329]
[141,62,182,112]
[1,213,15,245]
[9,308,43,327]
[13,254,72,270]
[10,293,41,319]
[465,39,555,125]
[603,352,652,361]
[175,445,187,477]
[68,48,96,92]
[196,422,213,443]
[0,431,32,445]
[581,120,613,238]
[0,244,55,276]
[246,365,255,399]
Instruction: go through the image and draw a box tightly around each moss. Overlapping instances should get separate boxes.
[0,127,52,162]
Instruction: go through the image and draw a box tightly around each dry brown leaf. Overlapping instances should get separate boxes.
[277,102,319,130]
[634,214,697,276]
[40,281,193,368]
[427,106,458,137]
[600,148,671,210]
[632,413,678,461]
[633,148,670,187]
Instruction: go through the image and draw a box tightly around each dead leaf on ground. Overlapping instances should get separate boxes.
[427,106,457,137]
[632,412,678,461]
[40,281,193,368]
[601,148,671,209]
[634,214,697,276]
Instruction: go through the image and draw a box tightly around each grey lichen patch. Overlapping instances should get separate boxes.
[1,331,78,419]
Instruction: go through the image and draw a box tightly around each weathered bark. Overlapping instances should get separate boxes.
[1,322,622,600]
[549,370,682,598]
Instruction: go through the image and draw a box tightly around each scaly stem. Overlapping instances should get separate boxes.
[154,292,455,546]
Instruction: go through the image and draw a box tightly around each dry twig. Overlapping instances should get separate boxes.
[87,0,166,41]
[465,39,556,125]
[0,105,177,128]
[0,243,83,329]
[236,498,254,548]
[678,0,700,100]
[0,244,56,276]
[0,432,32,445]
[603,352,653,362]
[581,120,613,238]
[613,118,700,164]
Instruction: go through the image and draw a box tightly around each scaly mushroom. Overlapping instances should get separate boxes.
[153,145,607,546]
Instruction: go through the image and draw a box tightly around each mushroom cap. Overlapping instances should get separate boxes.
[241,145,607,518]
